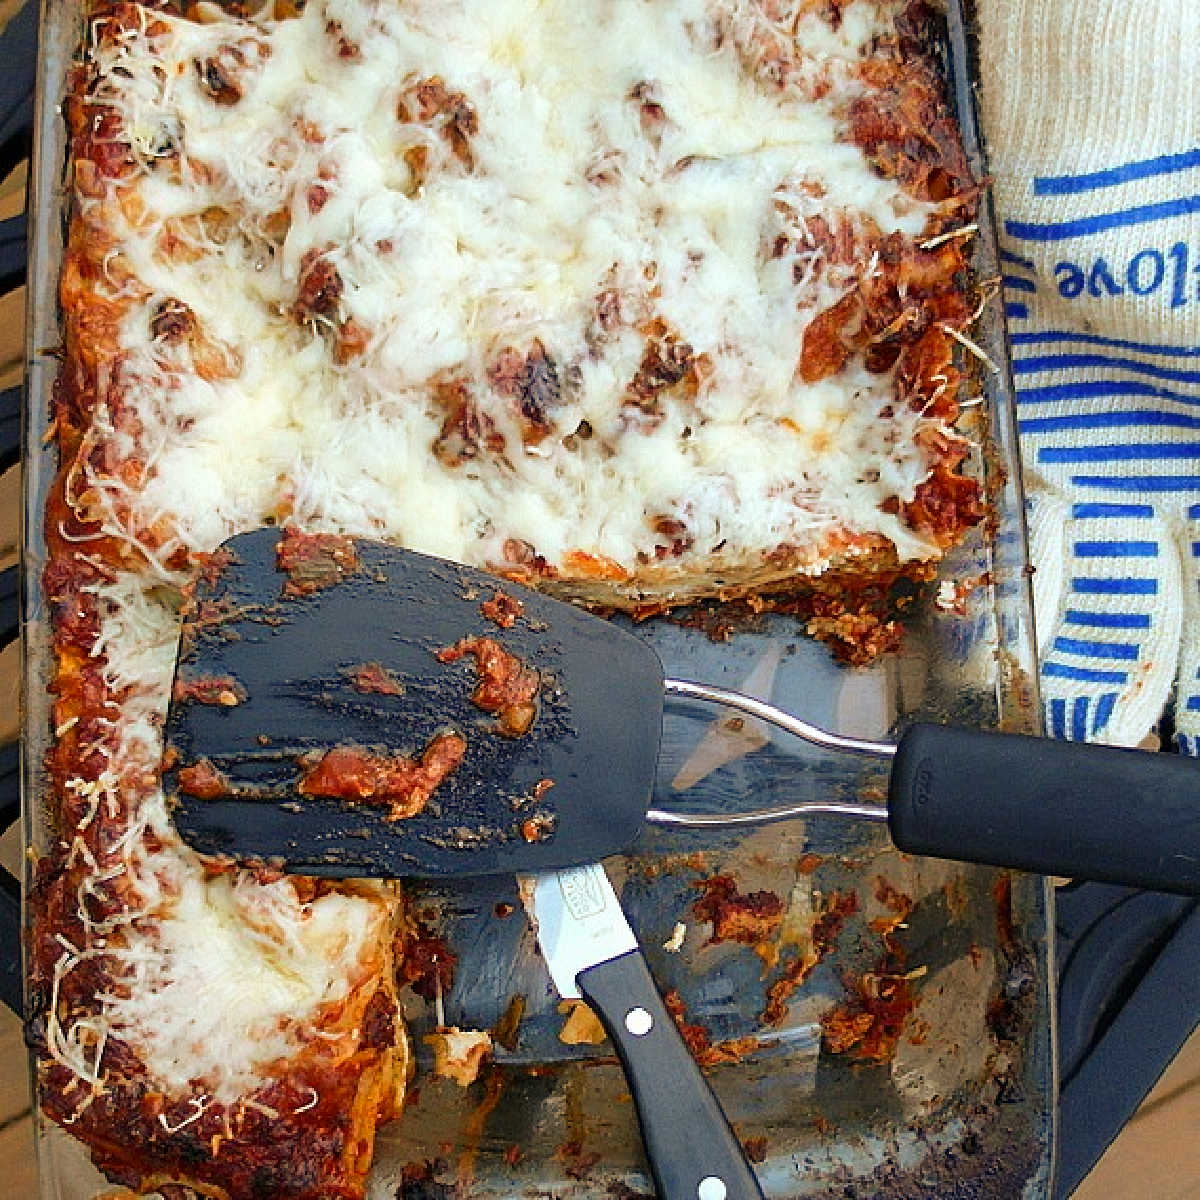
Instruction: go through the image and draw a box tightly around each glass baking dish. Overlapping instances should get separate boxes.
[21,0,1056,1195]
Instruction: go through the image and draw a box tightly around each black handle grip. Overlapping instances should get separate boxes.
[889,724,1200,895]
[0,862,17,1017]
[0,739,20,1016]
[0,0,37,187]
[577,949,764,1200]
[0,386,21,472]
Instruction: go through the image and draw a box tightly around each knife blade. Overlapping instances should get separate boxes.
[524,864,638,997]
[523,863,765,1200]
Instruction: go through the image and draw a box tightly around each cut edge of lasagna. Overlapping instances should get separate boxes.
[31,1,984,1196]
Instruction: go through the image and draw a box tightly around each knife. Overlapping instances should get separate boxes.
[524,863,766,1200]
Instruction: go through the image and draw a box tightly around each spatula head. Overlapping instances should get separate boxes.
[164,528,664,879]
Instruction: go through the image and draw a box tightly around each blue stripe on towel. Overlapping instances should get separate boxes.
[1034,148,1200,196]
[1006,194,1200,241]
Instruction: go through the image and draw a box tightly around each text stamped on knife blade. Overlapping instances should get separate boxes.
[557,865,608,919]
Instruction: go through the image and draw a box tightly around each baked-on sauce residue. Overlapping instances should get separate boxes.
[519,812,556,843]
[275,528,360,596]
[172,674,247,706]
[177,757,233,800]
[298,732,466,821]
[480,589,524,629]
[820,969,920,1063]
[396,920,456,1002]
[345,662,405,696]
[661,987,760,1069]
[762,889,859,1027]
[820,877,920,1062]
[692,874,785,946]
[435,637,539,736]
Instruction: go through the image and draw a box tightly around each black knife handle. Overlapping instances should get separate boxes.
[889,723,1200,896]
[576,949,764,1200]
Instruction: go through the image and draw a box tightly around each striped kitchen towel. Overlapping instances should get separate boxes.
[978,0,1200,749]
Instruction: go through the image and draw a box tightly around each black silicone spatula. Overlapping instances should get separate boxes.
[165,529,1200,896]
[165,527,663,879]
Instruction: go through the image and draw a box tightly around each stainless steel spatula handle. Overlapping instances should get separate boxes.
[660,681,1200,896]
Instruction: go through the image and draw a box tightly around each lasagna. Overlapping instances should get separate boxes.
[30,0,982,1196]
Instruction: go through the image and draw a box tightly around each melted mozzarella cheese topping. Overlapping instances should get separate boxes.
[89,0,946,576]
[59,573,391,1105]
[104,865,387,1101]
[62,0,953,1106]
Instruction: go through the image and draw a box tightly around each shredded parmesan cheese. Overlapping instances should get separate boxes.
[82,0,954,579]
